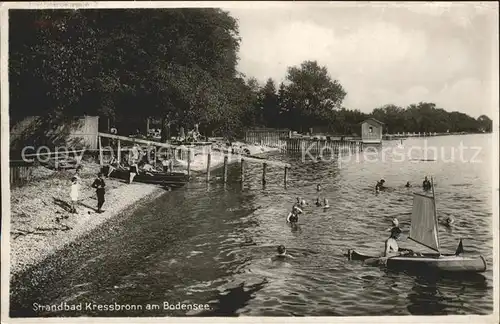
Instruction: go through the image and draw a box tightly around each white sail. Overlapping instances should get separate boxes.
[409,193,440,252]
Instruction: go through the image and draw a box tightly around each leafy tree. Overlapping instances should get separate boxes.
[10,9,245,139]
[282,60,347,132]
[477,115,493,132]
[369,101,491,134]
[261,78,279,128]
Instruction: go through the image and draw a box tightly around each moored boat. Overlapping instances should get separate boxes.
[106,167,189,187]
[346,177,487,273]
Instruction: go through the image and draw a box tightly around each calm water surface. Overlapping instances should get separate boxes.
[10,134,494,316]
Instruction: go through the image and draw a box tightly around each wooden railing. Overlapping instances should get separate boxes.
[98,132,291,187]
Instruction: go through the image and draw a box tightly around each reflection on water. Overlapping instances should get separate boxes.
[10,135,493,317]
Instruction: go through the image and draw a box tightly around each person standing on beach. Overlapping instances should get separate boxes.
[70,176,79,214]
[91,172,106,213]
[129,161,139,183]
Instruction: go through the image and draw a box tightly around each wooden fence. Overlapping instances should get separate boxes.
[285,138,363,155]
[244,129,290,148]
[10,161,34,186]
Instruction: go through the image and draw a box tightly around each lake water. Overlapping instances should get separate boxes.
[10,134,495,317]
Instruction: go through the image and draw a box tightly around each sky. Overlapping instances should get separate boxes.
[227,2,499,118]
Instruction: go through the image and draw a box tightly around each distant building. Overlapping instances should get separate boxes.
[360,118,384,144]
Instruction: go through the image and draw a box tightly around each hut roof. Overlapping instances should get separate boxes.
[360,118,385,126]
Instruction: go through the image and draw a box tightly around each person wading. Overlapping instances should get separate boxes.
[423,176,431,191]
[91,172,106,213]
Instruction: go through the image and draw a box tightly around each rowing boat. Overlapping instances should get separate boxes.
[106,167,189,187]
[347,177,487,273]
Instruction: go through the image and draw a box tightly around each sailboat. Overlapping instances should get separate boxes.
[346,177,487,273]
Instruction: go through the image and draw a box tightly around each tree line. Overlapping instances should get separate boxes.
[10,9,492,142]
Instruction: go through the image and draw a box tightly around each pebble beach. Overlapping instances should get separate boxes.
[8,141,278,277]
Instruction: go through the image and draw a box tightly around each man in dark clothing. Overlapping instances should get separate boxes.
[91,172,106,213]
[422,176,431,190]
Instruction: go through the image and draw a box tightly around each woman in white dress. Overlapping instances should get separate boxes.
[70,176,79,214]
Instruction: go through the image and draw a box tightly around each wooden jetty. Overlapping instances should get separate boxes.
[98,132,291,187]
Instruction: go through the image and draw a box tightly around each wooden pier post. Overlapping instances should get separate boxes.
[223,155,228,183]
[206,152,211,182]
[153,146,157,168]
[117,139,121,164]
[284,166,288,187]
[262,162,267,186]
[240,159,245,183]
[98,135,103,166]
[187,149,191,178]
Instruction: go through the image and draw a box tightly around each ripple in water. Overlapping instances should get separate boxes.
[9,135,494,317]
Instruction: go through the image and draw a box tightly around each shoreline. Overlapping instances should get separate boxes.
[9,163,166,277]
[8,142,278,278]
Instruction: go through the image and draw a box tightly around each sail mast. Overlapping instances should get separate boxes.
[430,177,440,253]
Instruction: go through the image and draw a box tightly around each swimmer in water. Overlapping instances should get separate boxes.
[296,197,307,208]
[315,197,322,207]
[375,179,386,192]
[441,216,455,227]
[323,198,330,208]
[287,206,301,223]
[272,245,295,261]
[405,181,411,188]
[317,184,322,192]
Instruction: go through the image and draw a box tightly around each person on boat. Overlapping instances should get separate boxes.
[105,156,120,178]
[272,245,295,262]
[423,176,431,190]
[405,181,411,188]
[129,161,139,184]
[386,218,400,232]
[384,227,402,257]
[323,198,330,208]
[375,179,386,192]
[140,161,155,176]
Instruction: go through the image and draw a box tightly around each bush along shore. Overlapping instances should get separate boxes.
[8,141,278,277]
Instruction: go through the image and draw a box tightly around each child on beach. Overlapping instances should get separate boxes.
[70,176,79,214]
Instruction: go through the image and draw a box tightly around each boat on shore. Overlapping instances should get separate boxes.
[346,177,487,273]
[106,167,189,187]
